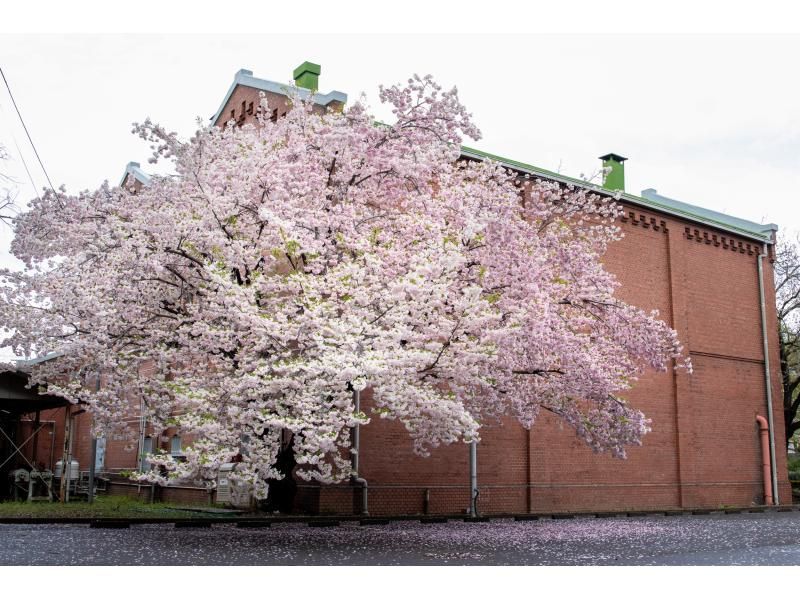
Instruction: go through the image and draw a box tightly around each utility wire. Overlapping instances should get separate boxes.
[0,100,41,201]
[0,66,57,195]
[9,135,39,202]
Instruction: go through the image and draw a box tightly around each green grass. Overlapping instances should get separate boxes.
[0,495,237,519]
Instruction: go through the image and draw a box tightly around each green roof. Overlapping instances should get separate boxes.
[460,145,778,244]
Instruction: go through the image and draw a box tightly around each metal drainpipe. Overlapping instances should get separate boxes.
[469,439,479,518]
[137,397,147,473]
[351,389,369,516]
[59,407,72,503]
[755,415,774,505]
[758,243,780,505]
[88,375,100,504]
[88,438,97,504]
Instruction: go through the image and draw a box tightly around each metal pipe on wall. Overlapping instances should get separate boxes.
[88,374,101,503]
[66,411,77,502]
[755,415,774,505]
[137,396,147,473]
[88,438,97,504]
[757,243,780,504]
[351,389,368,516]
[469,439,478,517]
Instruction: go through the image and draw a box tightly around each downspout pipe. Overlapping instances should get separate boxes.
[469,439,479,518]
[756,415,774,506]
[757,243,780,504]
[88,375,101,504]
[351,389,369,516]
[137,396,147,473]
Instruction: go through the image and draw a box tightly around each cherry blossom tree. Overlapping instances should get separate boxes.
[0,76,689,498]
[775,233,800,451]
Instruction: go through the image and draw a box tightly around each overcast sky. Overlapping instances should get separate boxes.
[1,32,799,273]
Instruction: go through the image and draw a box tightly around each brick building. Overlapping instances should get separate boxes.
[4,62,791,513]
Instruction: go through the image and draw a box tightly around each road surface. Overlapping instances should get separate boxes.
[3,511,800,565]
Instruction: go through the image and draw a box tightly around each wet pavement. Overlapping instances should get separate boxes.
[3,511,800,565]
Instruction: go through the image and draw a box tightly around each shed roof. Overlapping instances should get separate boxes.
[0,370,68,415]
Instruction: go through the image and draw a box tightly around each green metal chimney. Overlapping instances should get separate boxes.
[599,153,628,192]
[293,61,321,91]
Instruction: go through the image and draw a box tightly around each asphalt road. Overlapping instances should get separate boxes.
[3,511,800,565]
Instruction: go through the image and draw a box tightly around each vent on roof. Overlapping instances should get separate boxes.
[599,153,627,192]
[293,61,321,91]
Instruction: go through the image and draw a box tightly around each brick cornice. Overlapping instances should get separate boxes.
[684,226,763,255]
[619,209,668,234]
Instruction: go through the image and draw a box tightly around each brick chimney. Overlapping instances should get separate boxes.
[599,153,627,192]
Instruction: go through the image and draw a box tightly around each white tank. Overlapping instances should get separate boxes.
[54,459,79,479]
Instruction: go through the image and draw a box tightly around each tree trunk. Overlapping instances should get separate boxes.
[261,440,297,514]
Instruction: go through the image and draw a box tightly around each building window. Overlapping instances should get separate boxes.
[142,436,153,455]
[170,435,182,456]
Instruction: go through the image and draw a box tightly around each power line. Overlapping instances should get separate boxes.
[0,66,57,195]
[9,133,40,202]
[0,99,41,201]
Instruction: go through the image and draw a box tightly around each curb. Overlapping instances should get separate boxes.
[0,505,797,528]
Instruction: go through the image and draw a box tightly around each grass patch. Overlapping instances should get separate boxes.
[0,496,235,519]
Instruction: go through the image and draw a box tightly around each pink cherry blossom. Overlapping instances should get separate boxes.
[0,75,689,498]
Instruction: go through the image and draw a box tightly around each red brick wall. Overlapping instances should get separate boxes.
[309,202,791,515]
[215,87,290,128]
[14,408,62,471]
[213,84,341,129]
[107,167,795,515]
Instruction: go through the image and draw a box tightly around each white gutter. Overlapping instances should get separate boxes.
[757,243,779,504]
